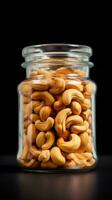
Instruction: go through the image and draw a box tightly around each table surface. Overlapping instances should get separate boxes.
[0,155,112,200]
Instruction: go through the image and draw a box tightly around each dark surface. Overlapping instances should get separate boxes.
[0,156,112,200]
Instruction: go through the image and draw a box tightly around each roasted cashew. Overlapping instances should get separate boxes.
[66,115,83,129]
[55,67,75,75]
[65,80,83,91]
[49,78,65,94]
[24,119,31,129]
[36,132,46,148]
[42,131,55,150]
[71,101,82,115]
[57,134,81,153]
[31,91,55,106]
[81,109,91,120]
[83,82,92,98]
[34,101,44,114]
[50,147,66,166]
[80,132,89,147]
[41,160,57,169]
[53,95,66,111]
[29,113,39,123]
[27,124,38,145]
[67,152,95,167]
[71,121,89,134]
[39,106,52,121]
[64,160,76,168]
[55,108,72,139]
[30,145,41,159]
[36,131,55,150]
[19,82,32,96]
[62,89,84,105]
[38,150,50,162]
[23,103,32,117]
[23,96,31,104]
[32,80,49,91]
[35,117,54,131]
[19,158,39,168]
[81,99,91,110]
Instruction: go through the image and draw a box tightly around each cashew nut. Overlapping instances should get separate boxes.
[27,124,38,145]
[62,89,84,105]
[49,78,65,94]
[36,132,46,148]
[53,95,65,111]
[41,160,57,169]
[23,96,31,104]
[42,131,55,150]
[35,117,54,131]
[66,115,83,129]
[34,101,44,114]
[81,99,91,110]
[57,134,81,153]
[81,109,91,120]
[29,113,39,123]
[50,147,66,166]
[67,152,95,167]
[64,160,76,168]
[20,82,32,96]
[55,108,72,139]
[39,106,52,121]
[38,150,50,162]
[71,121,89,134]
[65,80,83,91]
[32,80,49,91]
[36,131,55,150]
[19,158,39,168]
[30,145,41,159]
[71,101,82,115]
[31,91,55,106]
[24,119,31,129]
[20,134,29,160]
[80,132,89,147]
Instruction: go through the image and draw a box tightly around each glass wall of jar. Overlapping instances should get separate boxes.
[17,44,97,172]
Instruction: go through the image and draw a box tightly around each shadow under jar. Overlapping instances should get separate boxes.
[17,44,97,172]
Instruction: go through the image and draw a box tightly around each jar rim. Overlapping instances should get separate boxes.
[22,43,92,58]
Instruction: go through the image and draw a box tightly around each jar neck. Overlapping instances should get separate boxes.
[21,44,93,78]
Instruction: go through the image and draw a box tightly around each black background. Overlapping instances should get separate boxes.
[4,4,112,155]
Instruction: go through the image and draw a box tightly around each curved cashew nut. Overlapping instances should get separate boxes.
[35,117,54,131]
[23,96,31,104]
[57,134,81,153]
[19,82,32,96]
[27,124,38,145]
[36,131,55,150]
[32,80,49,91]
[64,160,76,168]
[38,150,50,162]
[33,102,44,114]
[19,158,39,168]
[50,147,66,166]
[39,106,52,121]
[36,132,46,148]
[62,89,84,105]
[42,131,55,150]
[55,67,75,75]
[67,152,95,167]
[55,108,72,139]
[66,115,83,129]
[71,121,89,134]
[49,78,65,94]
[65,80,83,91]
[30,145,41,159]
[81,99,91,110]
[71,101,82,115]
[81,109,91,120]
[31,91,55,106]
[29,113,39,123]
[41,160,57,169]
[53,96,65,111]
[80,132,89,147]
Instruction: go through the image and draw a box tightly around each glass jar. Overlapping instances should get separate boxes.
[17,44,97,172]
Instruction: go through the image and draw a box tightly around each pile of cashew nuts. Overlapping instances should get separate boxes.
[18,67,96,170]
